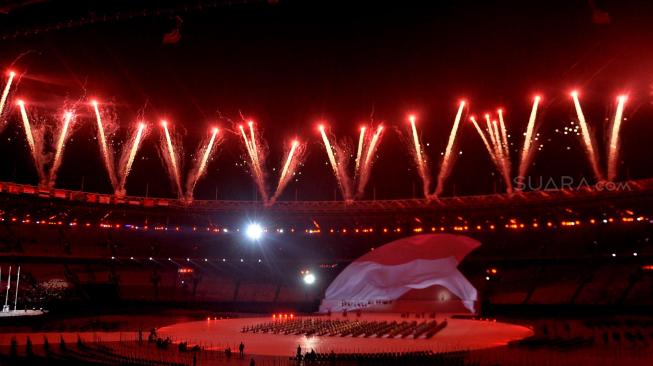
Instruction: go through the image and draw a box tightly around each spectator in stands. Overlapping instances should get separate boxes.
[148,328,157,343]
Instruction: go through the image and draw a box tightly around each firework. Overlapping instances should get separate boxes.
[117,122,146,196]
[571,91,603,180]
[17,100,37,162]
[354,126,366,178]
[607,95,627,181]
[279,140,299,188]
[248,121,260,167]
[357,125,384,196]
[484,114,499,154]
[497,109,510,159]
[318,124,343,192]
[185,127,221,201]
[48,111,75,188]
[239,121,269,203]
[493,119,512,192]
[434,101,466,196]
[518,96,541,180]
[17,100,45,183]
[91,100,118,190]
[408,115,430,197]
[0,71,16,122]
[239,125,253,159]
[161,120,183,198]
[470,116,500,171]
[318,124,351,200]
[271,139,306,203]
[491,120,503,160]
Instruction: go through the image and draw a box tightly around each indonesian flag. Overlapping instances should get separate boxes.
[321,234,480,313]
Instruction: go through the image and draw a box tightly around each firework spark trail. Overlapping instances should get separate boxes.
[239,125,254,159]
[319,124,351,200]
[249,122,269,200]
[485,114,504,177]
[185,127,221,201]
[362,125,384,171]
[271,139,305,203]
[493,119,513,192]
[408,115,430,197]
[0,71,15,120]
[92,101,118,190]
[48,111,74,188]
[471,117,496,161]
[161,121,183,198]
[278,140,299,188]
[248,121,261,165]
[471,116,502,178]
[607,95,627,181]
[357,125,384,196]
[354,126,366,179]
[434,101,466,197]
[239,123,269,203]
[485,114,499,155]
[518,96,541,180]
[497,109,510,159]
[117,122,146,196]
[571,91,603,181]
[492,120,508,171]
[17,100,45,182]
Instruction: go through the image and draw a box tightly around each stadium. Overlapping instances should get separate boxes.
[1,1,653,365]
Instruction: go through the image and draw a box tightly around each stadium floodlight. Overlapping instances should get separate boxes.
[245,223,263,241]
[303,272,316,285]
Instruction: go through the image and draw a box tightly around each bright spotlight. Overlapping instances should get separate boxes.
[245,223,263,241]
[303,272,316,285]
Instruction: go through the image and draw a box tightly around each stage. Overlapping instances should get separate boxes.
[158,313,533,356]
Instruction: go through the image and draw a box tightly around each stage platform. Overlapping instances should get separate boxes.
[158,313,533,356]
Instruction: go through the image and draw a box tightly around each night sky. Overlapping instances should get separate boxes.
[0,0,652,200]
